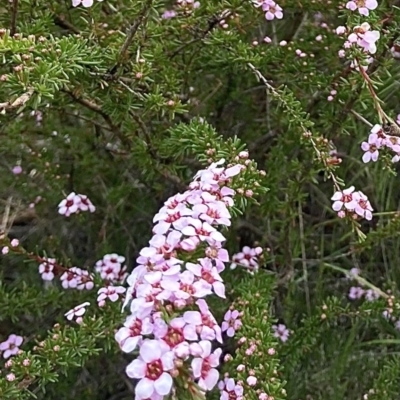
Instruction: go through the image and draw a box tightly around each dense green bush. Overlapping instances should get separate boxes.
[1,0,400,399]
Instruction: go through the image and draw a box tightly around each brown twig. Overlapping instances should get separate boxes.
[62,89,130,148]
[53,15,80,35]
[111,0,153,73]
[10,0,19,36]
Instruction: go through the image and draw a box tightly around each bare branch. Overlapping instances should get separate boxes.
[115,0,153,67]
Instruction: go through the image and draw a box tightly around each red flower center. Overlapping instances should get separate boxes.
[164,327,184,347]
[146,359,163,380]
[342,194,352,203]
[129,319,142,337]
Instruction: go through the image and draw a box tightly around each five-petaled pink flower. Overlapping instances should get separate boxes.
[262,0,283,20]
[346,0,378,16]
[191,340,222,390]
[126,339,175,399]
[331,186,358,212]
[218,377,244,400]
[272,323,290,342]
[354,191,373,220]
[221,309,242,337]
[0,334,23,359]
[38,257,56,281]
[361,138,380,163]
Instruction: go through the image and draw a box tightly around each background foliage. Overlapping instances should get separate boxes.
[1,0,400,399]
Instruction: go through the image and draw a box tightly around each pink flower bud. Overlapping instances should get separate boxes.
[247,376,257,386]
[6,373,15,381]
[12,166,22,175]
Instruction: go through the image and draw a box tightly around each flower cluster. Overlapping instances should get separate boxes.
[94,253,128,284]
[230,246,263,274]
[331,186,373,221]
[361,124,400,163]
[346,23,380,55]
[116,158,245,399]
[0,334,23,359]
[253,0,283,20]
[349,286,380,301]
[58,192,96,217]
[60,266,94,290]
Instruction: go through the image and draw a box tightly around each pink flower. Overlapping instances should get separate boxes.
[361,139,380,163]
[336,26,347,35]
[58,192,80,216]
[365,289,380,301]
[58,192,95,216]
[60,267,80,289]
[384,135,400,153]
[191,340,221,390]
[153,204,192,235]
[65,302,90,323]
[0,334,23,359]
[331,186,358,212]
[349,286,364,300]
[262,0,283,20]
[115,316,153,353]
[186,258,225,298]
[126,340,175,399]
[76,269,94,291]
[38,257,56,281]
[348,23,380,54]
[95,254,128,283]
[153,315,199,348]
[221,309,242,337]
[247,376,257,386]
[170,270,212,300]
[354,191,373,220]
[97,285,126,303]
[162,10,177,19]
[149,230,182,256]
[76,194,96,213]
[192,201,231,227]
[230,246,261,274]
[272,324,290,342]
[181,218,226,244]
[205,244,229,272]
[219,377,244,400]
[346,0,378,16]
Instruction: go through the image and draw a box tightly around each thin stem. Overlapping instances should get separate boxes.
[10,0,19,36]
[298,201,311,315]
[117,0,153,64]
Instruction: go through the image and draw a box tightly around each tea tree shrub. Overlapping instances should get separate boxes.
[1,1,400,399]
